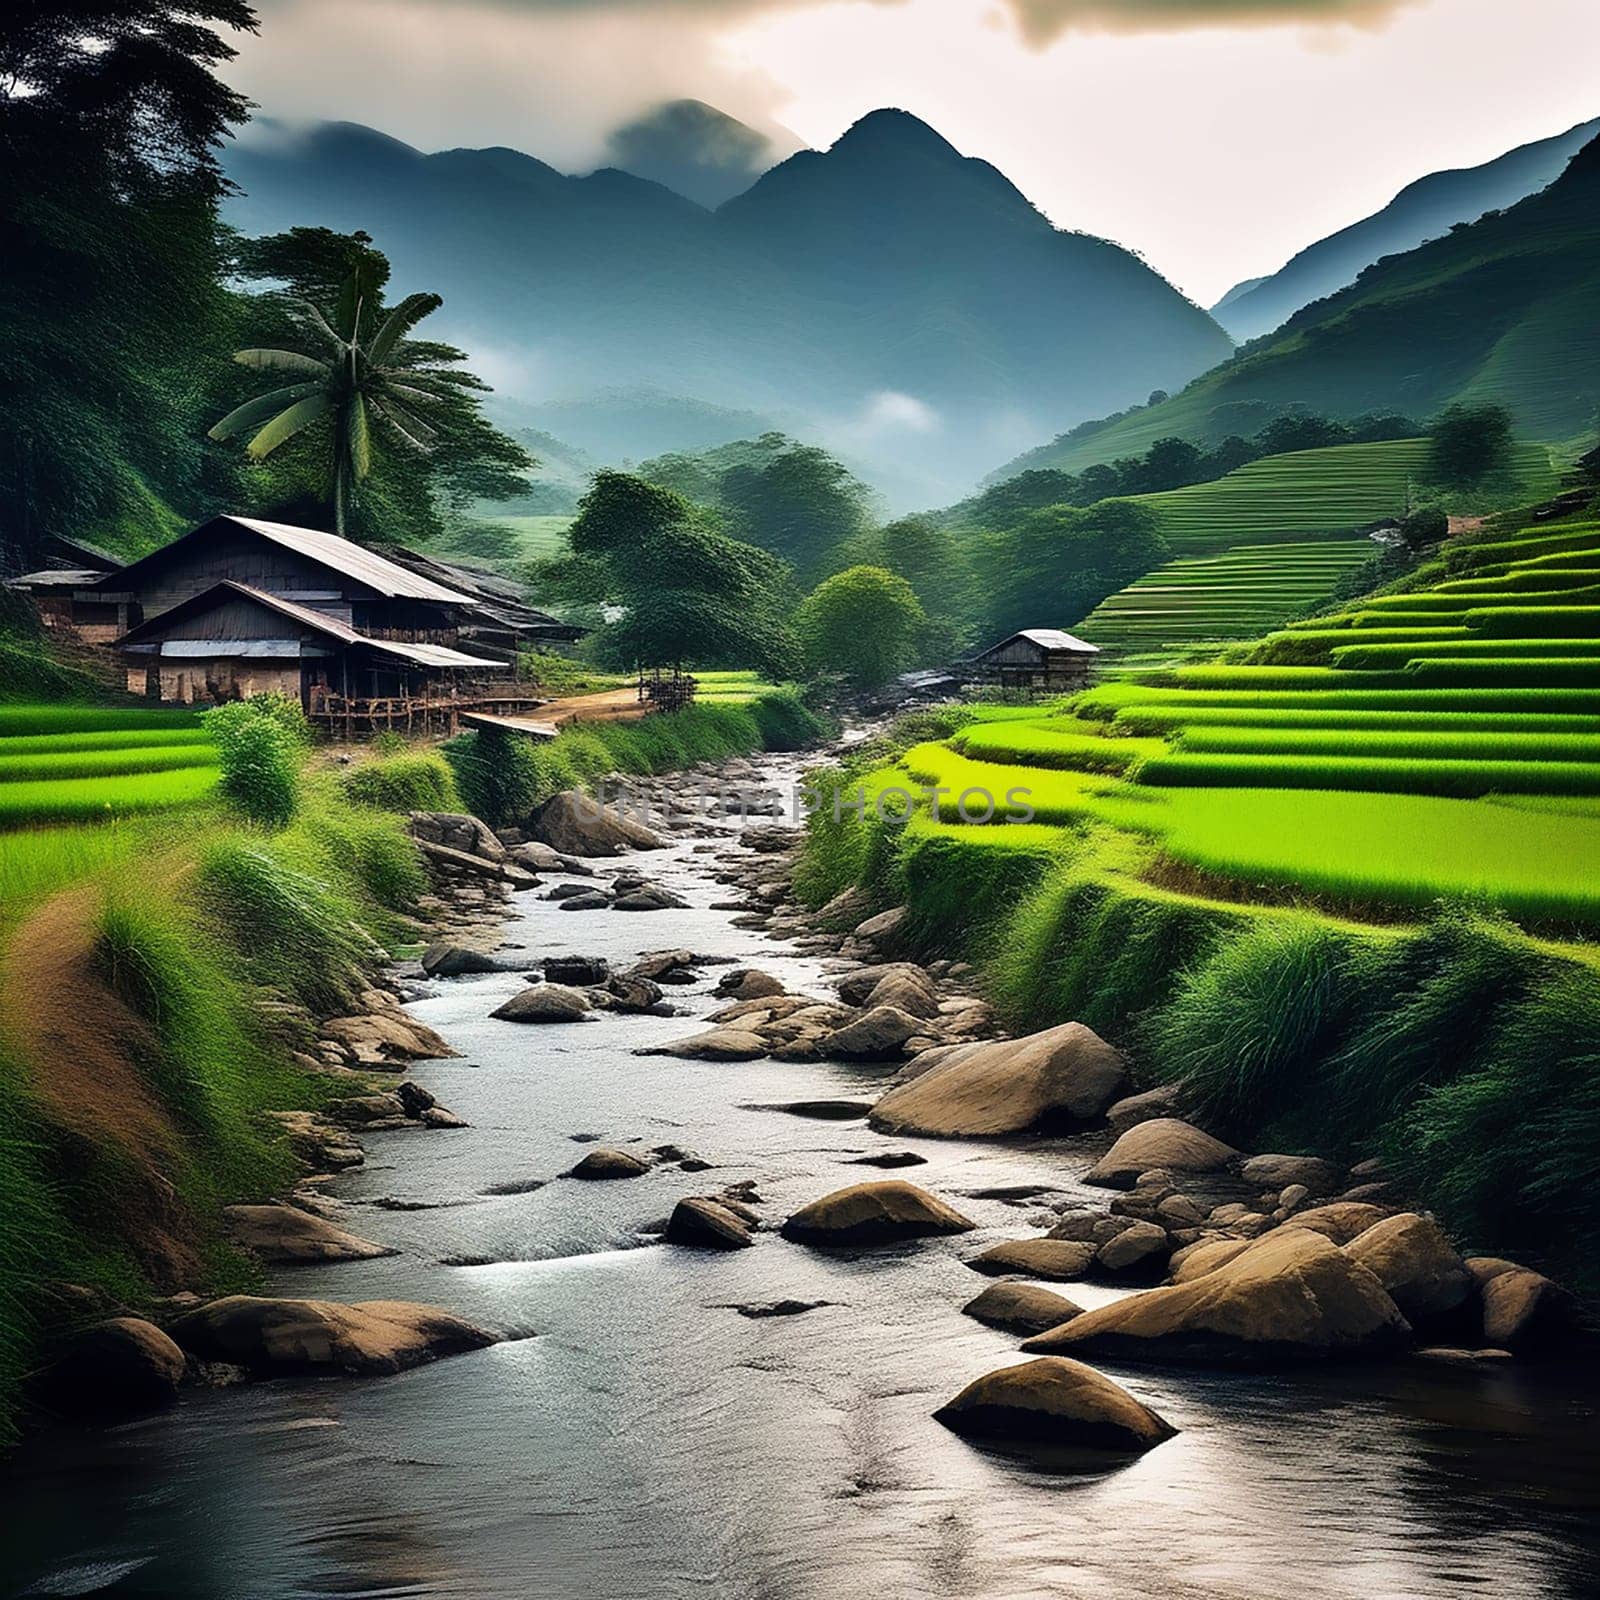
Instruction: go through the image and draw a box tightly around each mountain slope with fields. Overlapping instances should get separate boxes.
[1213,117,1600,341]
[999,131,1600,481]
[224,110,1232,506]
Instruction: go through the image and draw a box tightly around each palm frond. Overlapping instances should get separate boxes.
[348,394,372,479]
[297,299,347,356]
[233,348,330,376]
[368,292,443,366]
[371,397,437,454]
[208,383,322,441]
[246,392,333,459]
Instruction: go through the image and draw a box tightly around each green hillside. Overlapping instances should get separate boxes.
[1076,539,1375,651]
[998,131,1600,480]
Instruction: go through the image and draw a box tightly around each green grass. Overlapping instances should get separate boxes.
[0,727,216,756]
[950,721,1158,774]
[0,744,220,782]
[1132,753,1600,799]
[1175,726,1600,763]
[1114,704,1600,734]
[0,705,205,737]
[0,766,221,827]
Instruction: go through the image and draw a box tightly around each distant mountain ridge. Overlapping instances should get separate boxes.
[995,128,1600,483]
[603,99,803,208]
[223,109,1232,506]
[1213,116,1600,342]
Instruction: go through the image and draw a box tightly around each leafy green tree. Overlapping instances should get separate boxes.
[210,253,529,538]
[717,439,870,580]
[0,1,254,565]
[1427,403,1514,487]
[796,565,926,689]
[981,500,1168,639]
[535,471,799,675]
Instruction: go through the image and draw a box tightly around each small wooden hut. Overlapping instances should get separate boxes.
[968,628,1100,697]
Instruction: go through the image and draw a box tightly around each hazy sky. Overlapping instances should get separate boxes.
[233,0,1600,304]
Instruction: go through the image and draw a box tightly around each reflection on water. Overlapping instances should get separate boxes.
[5,759,1598,1599]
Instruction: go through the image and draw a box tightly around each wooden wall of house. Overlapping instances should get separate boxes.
[981,638,1052,668]
[351,599,459,645]
[150,595,323,644]
[138,660,304,704]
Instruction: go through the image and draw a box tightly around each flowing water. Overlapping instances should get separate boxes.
[5,754,1598,1599]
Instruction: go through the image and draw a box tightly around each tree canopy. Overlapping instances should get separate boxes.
[796,565,926,689]
[535,471,799,675]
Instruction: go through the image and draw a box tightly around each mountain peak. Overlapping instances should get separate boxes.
[832,108,963,163]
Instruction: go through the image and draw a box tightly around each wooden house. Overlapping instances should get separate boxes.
[968,628,1100,696]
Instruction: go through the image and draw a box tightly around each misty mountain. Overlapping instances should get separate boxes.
[996,131,1600,482]
[1213,116,1600,343]
[603,99,803,209]
[223,110,1231,506]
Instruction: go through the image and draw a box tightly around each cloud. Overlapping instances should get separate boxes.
[999,0,1425,46]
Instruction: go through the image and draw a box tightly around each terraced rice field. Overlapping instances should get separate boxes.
[0,705,218,828]
[880,507,1600,927]
[1076,539,1375,652]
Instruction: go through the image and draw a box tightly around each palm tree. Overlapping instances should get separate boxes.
[209,268,457,537]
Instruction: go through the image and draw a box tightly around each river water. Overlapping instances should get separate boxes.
[5,754,1598,1600]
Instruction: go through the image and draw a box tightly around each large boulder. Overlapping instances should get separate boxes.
[934,1356,1176,1458]
[638,1028,769,1061]
[962,1283,1085,1334]
[1105,1083,1186,1132]
[224,1204,394,1264]
[1093,1220,1171,1279]
[1239,1153,1343,1197]
[781,1180,975,1246]
[1281,1202,1390,1245]
[420,942,501,978]
[321,1010,456,1064]
[568,1148,651,1180]
[1085,1119,1238,1189]
[835,962,934,1006]
[408,811,505,861]
[490,983,593,1024]
[868,1023,1127,1139]
[714,968,786,1001]
[966,1239,1095,1281]
[167,1296,496,1376]
[1480,1267,1585,1354]
[1022,1229,1412,1366]
[529,790,665,857]
[37,1318,187,1417]
[604,975,666,1013]
[1343,1213,1471,1323]
[542,954,611,987]
[1169,1238,1254,1283]
[821,1005,924,1060]
[665,1196,754,1250]
[853,905,911,953]
[862,970,941,1019]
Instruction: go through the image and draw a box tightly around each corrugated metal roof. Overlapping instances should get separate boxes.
[1015,628,1100,653]
[9,568,112,588]
[119,581,504,671]
[221,518,474,603]
[156,640,333,659]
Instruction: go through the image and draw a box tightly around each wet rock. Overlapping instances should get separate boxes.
[623,949,702,984]
[847,1151,928,1168]
[1169,1238,1254,1282]
[728,1299,828,1318]
[224,1204,394,1264]
[421,942,502,978]
[1480,1268,1584,1354]
[639,1028,769,1061]
[1105,1083,1186,1132]
[1239,1154,1343,1198]
[490,983,593,1023]
[934,1356,1176,1459]
[834,962,934,1006]
[420,1106,468,1129]
[542,955,611,987]
[1414,1346,1514,1365]
[1023,1229,1411,1366]
[321,1010,457,1064]
[1094,1221,1171,1279]
[871,1023,1127,1139]
[1281,1202,1390,1245]
[820,1004,924,1060]
[167,1296,496,1376]
[269,1110,364,1170]
[1343,1213,1472,1324]
[37,1318,187,1418]
[714,968,787,1001]
[781,1180,976,1246]
[749,1099,875,1120]
[852,904,911,953]
[967,1239,1095,1281]
[665,1196,753,1249]
[509,841,591,875]
[862,970,942,1019]
[481,1177,547,1196]
[1085,1119,1238,1189]
[409,810,506,861]
[568,1148,652,1180]
[962,1282,1085,1334]
[613,886,690,911]
[556,890,611,911]
[329,1092,408,1127]
[529,789,665,856]
[604,975,666,1013]
[396,1081,435,1118]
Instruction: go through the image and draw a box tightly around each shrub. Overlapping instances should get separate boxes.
[796,565,926,688]
[201,700,302,827]
[441,727,541,826]
[340,753,460,812]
